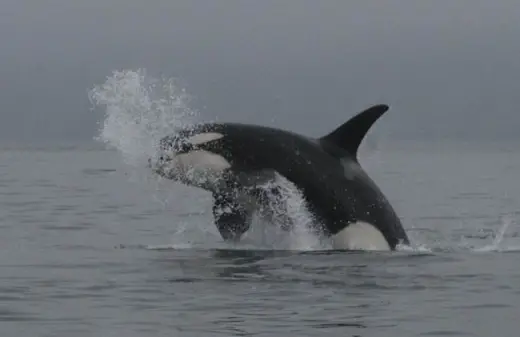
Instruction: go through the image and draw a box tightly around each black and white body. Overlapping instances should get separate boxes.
[151,104,410,251]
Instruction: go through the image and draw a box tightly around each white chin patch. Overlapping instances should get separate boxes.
[331,221,391,251]
[169,150,231,188]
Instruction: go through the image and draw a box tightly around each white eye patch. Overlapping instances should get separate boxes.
[187,132,224,146]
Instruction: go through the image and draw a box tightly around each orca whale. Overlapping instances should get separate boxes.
[151,104,410,251]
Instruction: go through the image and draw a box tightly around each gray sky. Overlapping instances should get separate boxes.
[1,0,520,143]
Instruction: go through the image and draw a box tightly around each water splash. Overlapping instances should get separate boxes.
[88,69,199,166]
[240,173,326,251]
[474,215,516,252]
[396,214,519,254]
[396,242,433,254]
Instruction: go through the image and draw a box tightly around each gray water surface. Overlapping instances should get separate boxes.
[0,143,519,336]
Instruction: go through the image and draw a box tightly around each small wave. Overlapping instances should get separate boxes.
[145,243,194,250]
[81,168,117,176]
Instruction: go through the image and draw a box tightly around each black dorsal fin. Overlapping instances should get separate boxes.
[319,104,389,159]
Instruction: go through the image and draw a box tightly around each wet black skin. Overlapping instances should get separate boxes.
[157,105,410,249]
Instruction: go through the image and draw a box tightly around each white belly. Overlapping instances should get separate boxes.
[331,221,391,251]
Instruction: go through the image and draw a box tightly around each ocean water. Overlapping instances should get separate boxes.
[1,70,519,336]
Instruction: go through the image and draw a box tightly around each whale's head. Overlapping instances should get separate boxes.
[150,125,232,191]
